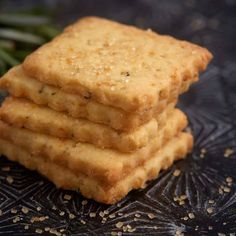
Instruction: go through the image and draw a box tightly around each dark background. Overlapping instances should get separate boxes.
[0,0,236,235]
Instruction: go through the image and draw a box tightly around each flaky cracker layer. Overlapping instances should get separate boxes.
[0,109,187,185]
[0,96,175,152]
[0,132,193,204]
[1,66,186,131]
[22,17,212,113]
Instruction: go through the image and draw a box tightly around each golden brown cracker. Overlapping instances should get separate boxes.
[0,109,187,185]
[22,17,212,113]
[0,97,177,152]
[0,132,193,204]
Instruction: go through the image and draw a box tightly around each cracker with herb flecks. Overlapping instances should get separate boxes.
[1,65,187,131]
[22,17,212,113]
[0,132,193,204]
[0,97,176,152]
[0,109,187,186]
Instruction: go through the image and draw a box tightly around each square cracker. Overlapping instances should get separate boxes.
[0,66,184,131]
[0,108,187,186]
[0,97,175,152]
[22,17,212,113]
[0,132,193,204]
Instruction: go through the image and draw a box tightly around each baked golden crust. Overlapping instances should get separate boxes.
[0,108,187,185]
[0,132,193,204]
[0,65,188,131]
[22,17,212,113]
[0,97,175,152]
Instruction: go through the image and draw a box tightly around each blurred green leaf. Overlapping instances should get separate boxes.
[0,39,15,50]
[0,48,19,66]
[14,50,31,60]
[0,58,7,75]
[0,28,45,45]
[37,25,61,39]
[0,13,50,26]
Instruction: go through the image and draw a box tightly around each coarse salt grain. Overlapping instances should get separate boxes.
[89,212,96,218]
[224,148,234,157]
[147,213,155,219]
[6,176,14,184]
[173,169,181,177]
[188,213,195,219]
[116,222,124,229]
[81,200,88,206]
[35,229,43,234]
[207,207,213,214]
[63,194,72,201]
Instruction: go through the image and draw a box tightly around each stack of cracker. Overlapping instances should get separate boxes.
[0,17,212,204]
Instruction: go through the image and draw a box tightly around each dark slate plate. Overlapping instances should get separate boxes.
[0,0,236,235]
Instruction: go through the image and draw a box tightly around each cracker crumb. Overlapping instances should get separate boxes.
[173,169,181,177]
[207,207,213,214]
[81,200,88,206]
[127,227,136,233]
[226,177,233,183]
[175,230,184,236]
[11,208,17,214]
[122,225,128,232]
[63,194,72,201]
[118,212,123,216]
[179,201,185,205]
[89,212,96,218]
[208,200,214,204]
[116,222,124,229]
[69,213,76,219]
[223,187,231,193]
[80,219,86,225]
[109,213,116,219]
[135,213,141,218]
[35,229,43,234]
[2,166,10,171]
[6,176,14,184]
[13,216,20,223]
[147,213,155,219]
[180,195,187,200]
[99,211,105,217]
[24,225,29,230]
[200,153,205,158]
[21,207,29,214]
[183,216,188,221]
[201,148,207,154]
[104,210,109,215]
[218,188,224,195]
[49,228,62,236]
[30,216,48,223]
[188,213,195,219]
[45,227,50,232]
[37,206,42,211]
[208,226,213,230]
[59,211,65,216]
[224,148,234,157]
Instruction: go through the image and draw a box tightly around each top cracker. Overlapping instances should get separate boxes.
[23,17,212,113]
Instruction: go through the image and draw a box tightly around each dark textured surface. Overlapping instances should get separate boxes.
[0,0,236,235]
